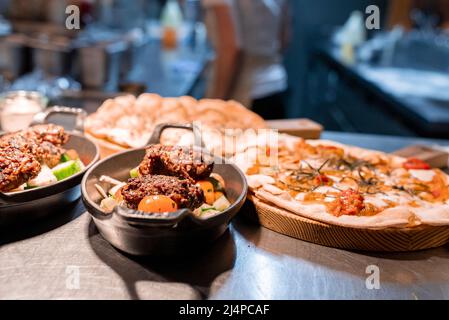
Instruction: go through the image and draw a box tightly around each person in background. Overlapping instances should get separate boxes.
[202,0,290,119]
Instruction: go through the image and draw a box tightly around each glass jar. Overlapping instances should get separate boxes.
[0,91,48,132]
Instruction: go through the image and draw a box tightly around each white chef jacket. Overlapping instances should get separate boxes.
[203,0,287,107]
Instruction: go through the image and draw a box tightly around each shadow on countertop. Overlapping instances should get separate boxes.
[0,199,85,246]
[87,219,237,300]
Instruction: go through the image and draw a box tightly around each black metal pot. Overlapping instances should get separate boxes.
[0,107,100,226]
[81,124,248,256]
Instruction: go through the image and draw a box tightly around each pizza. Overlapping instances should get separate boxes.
[235,134,449,229]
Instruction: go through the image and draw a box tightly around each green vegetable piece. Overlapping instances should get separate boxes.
[60,153,71,163]
[130,167,139,178]
[201,206,217,212]
[76,159,85,171]
[52,160,83,181]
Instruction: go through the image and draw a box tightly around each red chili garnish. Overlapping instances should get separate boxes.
[432,190,441,198]
[403,158,431,170]
[266,146,271,157]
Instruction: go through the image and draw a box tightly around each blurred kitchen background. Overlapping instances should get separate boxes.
[0,0,448,137]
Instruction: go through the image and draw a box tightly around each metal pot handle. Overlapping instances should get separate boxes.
[147,123,205,148]
[113,205,214,228]
[113,206,190,227]
[31,106,87,134]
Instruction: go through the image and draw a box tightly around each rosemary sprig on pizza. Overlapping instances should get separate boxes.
[237,135,449,229]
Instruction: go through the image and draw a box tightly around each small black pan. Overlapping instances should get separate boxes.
[81,124,248,256]
[0,107,100,226]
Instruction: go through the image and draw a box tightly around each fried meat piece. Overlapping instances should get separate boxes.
[121,174,204,210]
[0,146,41,192]
[0,124,68,168]
[138,145,213,181]
[27,124,69,146]
[35,141,65,168]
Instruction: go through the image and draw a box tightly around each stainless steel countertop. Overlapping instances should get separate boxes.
[1,132,449,300]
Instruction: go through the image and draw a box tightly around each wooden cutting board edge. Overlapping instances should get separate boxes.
[246,195,449,252]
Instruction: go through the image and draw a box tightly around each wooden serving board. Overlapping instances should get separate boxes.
[265,118,323,139]
[246,195,449,252]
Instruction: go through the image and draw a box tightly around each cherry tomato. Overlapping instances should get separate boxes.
[315,174,331,185]
[197,180,215,205]
[328,189,365,217]
[403,158,431,170]
[321,145,338,150]
[138,195,178,213]
[432,190,441,199]
[114,188,123,202]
